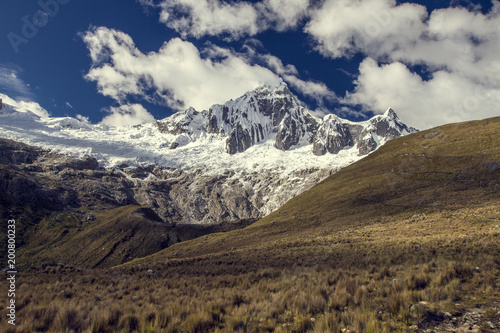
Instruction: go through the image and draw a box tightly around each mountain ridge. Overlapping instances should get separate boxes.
[1,113,498,332]
[155,82,417,156]
[0,82,416,174]
[0,83,417,225]
[125,114,500,277]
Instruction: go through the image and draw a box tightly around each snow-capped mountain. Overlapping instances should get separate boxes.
[0,83,417,223]
[155,82,416,156]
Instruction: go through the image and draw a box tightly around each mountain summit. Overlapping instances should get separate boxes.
[156,82,417,156]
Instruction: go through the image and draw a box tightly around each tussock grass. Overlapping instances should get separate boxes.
[3,208,499,332]
[2,253,498,332]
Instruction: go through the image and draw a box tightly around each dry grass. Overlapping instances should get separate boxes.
[1,205,499,332]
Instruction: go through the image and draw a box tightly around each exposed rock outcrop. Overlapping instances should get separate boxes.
[0,139,332,224]
[312,115,353,155]
[0,84,416,225]
[313,108,416,156]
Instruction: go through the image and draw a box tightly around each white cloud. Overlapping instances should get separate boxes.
[307,108,329,119]
[100,103,155,127]
[76,114,90,123]
[344,58,500,129]
[0,65,34,99]
[305,0,427,59]
[283,76,336,105]
[306,0,500,128]
[142,0,310,39]
[101,1,500,129]
[393,6,500,84]
[258,53,337,105]
[0,93,50,118]
[82,27,280,112]
[259,0,310,31]
[157,0,260,39]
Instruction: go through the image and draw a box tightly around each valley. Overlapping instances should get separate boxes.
[0,84,415,270]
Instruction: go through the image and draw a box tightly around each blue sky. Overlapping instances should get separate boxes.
[0,0,499,129]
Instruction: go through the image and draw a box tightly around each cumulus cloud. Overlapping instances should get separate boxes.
[157,0,260,39]
[344,58,500,129]
[100,103,155,127]
[93,1,500,129]
[0,93,50,118]
[394,6,500,83]
[259,0,310,31]
[306,0,500,128]
[141,0,309,39]
[82,26,280,111]
[305,0,428,59]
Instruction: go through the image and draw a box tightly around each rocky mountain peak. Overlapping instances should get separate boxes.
[383,107,398,119]
[153,83,417,156]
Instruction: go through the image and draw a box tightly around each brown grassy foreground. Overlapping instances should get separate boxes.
[1,117,499,332]
[1,209,500,333]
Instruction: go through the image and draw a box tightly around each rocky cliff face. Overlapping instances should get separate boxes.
[313,108,415,156]
[157,83,318,154]
[0,139,262,268]
[0,139,331,225]
[312,114,354,155]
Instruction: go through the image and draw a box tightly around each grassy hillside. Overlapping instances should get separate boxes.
[15,206,174,269]
[8,205,255,270]
[1,117,499,332]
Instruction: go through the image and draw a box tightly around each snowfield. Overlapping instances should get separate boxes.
[0,104,367,176]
